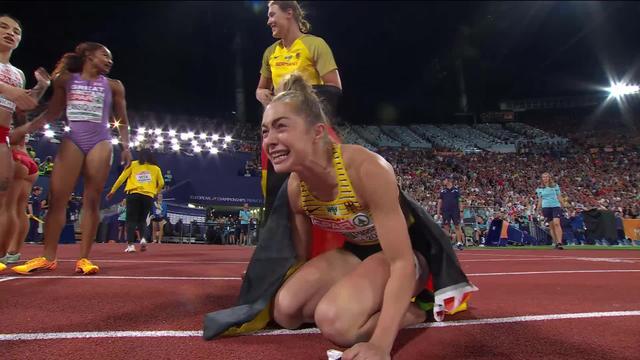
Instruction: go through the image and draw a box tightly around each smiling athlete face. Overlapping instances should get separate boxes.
[87,46,114,75]
[266,4,292,39]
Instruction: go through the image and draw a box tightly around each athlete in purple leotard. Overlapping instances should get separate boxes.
[11,42,132,275]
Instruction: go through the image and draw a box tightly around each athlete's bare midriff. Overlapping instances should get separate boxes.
[0,109,12,129]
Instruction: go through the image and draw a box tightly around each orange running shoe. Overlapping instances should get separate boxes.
[75,258,99,275]
[12,257,57,275]
[0,262,6,272]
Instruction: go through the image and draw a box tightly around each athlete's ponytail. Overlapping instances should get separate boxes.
[276,72,312,95]
[272,73,331,134]
[52,42,106,78]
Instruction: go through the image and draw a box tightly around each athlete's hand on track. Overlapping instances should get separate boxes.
[342,342,390,360]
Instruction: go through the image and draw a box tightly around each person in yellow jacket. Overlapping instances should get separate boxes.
[107,148,164,253]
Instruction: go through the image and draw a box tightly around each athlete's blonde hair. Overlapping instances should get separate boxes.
[268,1,311,33]
[272,73,330,140]
[540,172,557,187]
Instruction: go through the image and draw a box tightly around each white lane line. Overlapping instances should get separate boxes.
[459,253,568,258]
[461,253,640,259]
[56,259,249,265]
[0,330,202,341]
[459,255,639,262]
[64,258,585,264]
[0,276,241,281]
[0,277,16,283]
[571,257,637,263]
[1,269,639,282]
[10,257,634,265]
[2,310,639,341]
[52,258,640,265]
[467,269,640,276]
[461,258,637,262]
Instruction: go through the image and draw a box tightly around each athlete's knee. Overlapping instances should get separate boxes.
[48,187,71,206]
[273,287,306,329]
[314,299,358,347]
[82,193,101,212]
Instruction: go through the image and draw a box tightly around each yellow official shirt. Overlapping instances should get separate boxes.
[260,34,337,90]
[110,161,164,198]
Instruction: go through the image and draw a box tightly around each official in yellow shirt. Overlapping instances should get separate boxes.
[256,1,342,105]
[107,148,164,252]
[257,1,343,221]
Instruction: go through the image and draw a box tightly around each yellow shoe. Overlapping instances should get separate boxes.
[12,257,57,275]
[0,262,6,271]
[75,258,99,275]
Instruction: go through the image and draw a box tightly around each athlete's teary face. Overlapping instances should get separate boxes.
[267,5,290,39]
[88,47,114,75]
[262,101,313,173]
[0,17,22,51]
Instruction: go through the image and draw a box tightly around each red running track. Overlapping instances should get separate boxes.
[1,244,639,359]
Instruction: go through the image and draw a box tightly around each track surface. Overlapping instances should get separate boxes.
[2,244,639,359]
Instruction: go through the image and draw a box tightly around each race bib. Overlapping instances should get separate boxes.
[66,82,105,122]
[0,95,16,112]
[136,171,152,184]
[0,64,24,112]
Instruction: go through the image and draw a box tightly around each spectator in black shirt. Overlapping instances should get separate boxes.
[437,178,465,249]
[163,170,174,190]
[26,186,43,243]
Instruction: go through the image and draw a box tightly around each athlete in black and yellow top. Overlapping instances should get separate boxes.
[260,74,477,360]
[256,1,343,222]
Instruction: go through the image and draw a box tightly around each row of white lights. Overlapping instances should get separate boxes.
[134,127,233,142]
[41,125,236,154]
[128,127,232,153]
[110,137,228,153]
[131,134,232,144]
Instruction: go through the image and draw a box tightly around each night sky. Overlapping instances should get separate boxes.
[4,1,640,125]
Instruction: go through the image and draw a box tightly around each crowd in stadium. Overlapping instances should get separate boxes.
[384,128,639,223]
[23,118,640,237]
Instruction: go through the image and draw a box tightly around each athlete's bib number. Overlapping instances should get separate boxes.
[67,85,105,122]
[0,96,16,112]
[0,65,24,112]
[136,171,152,184]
